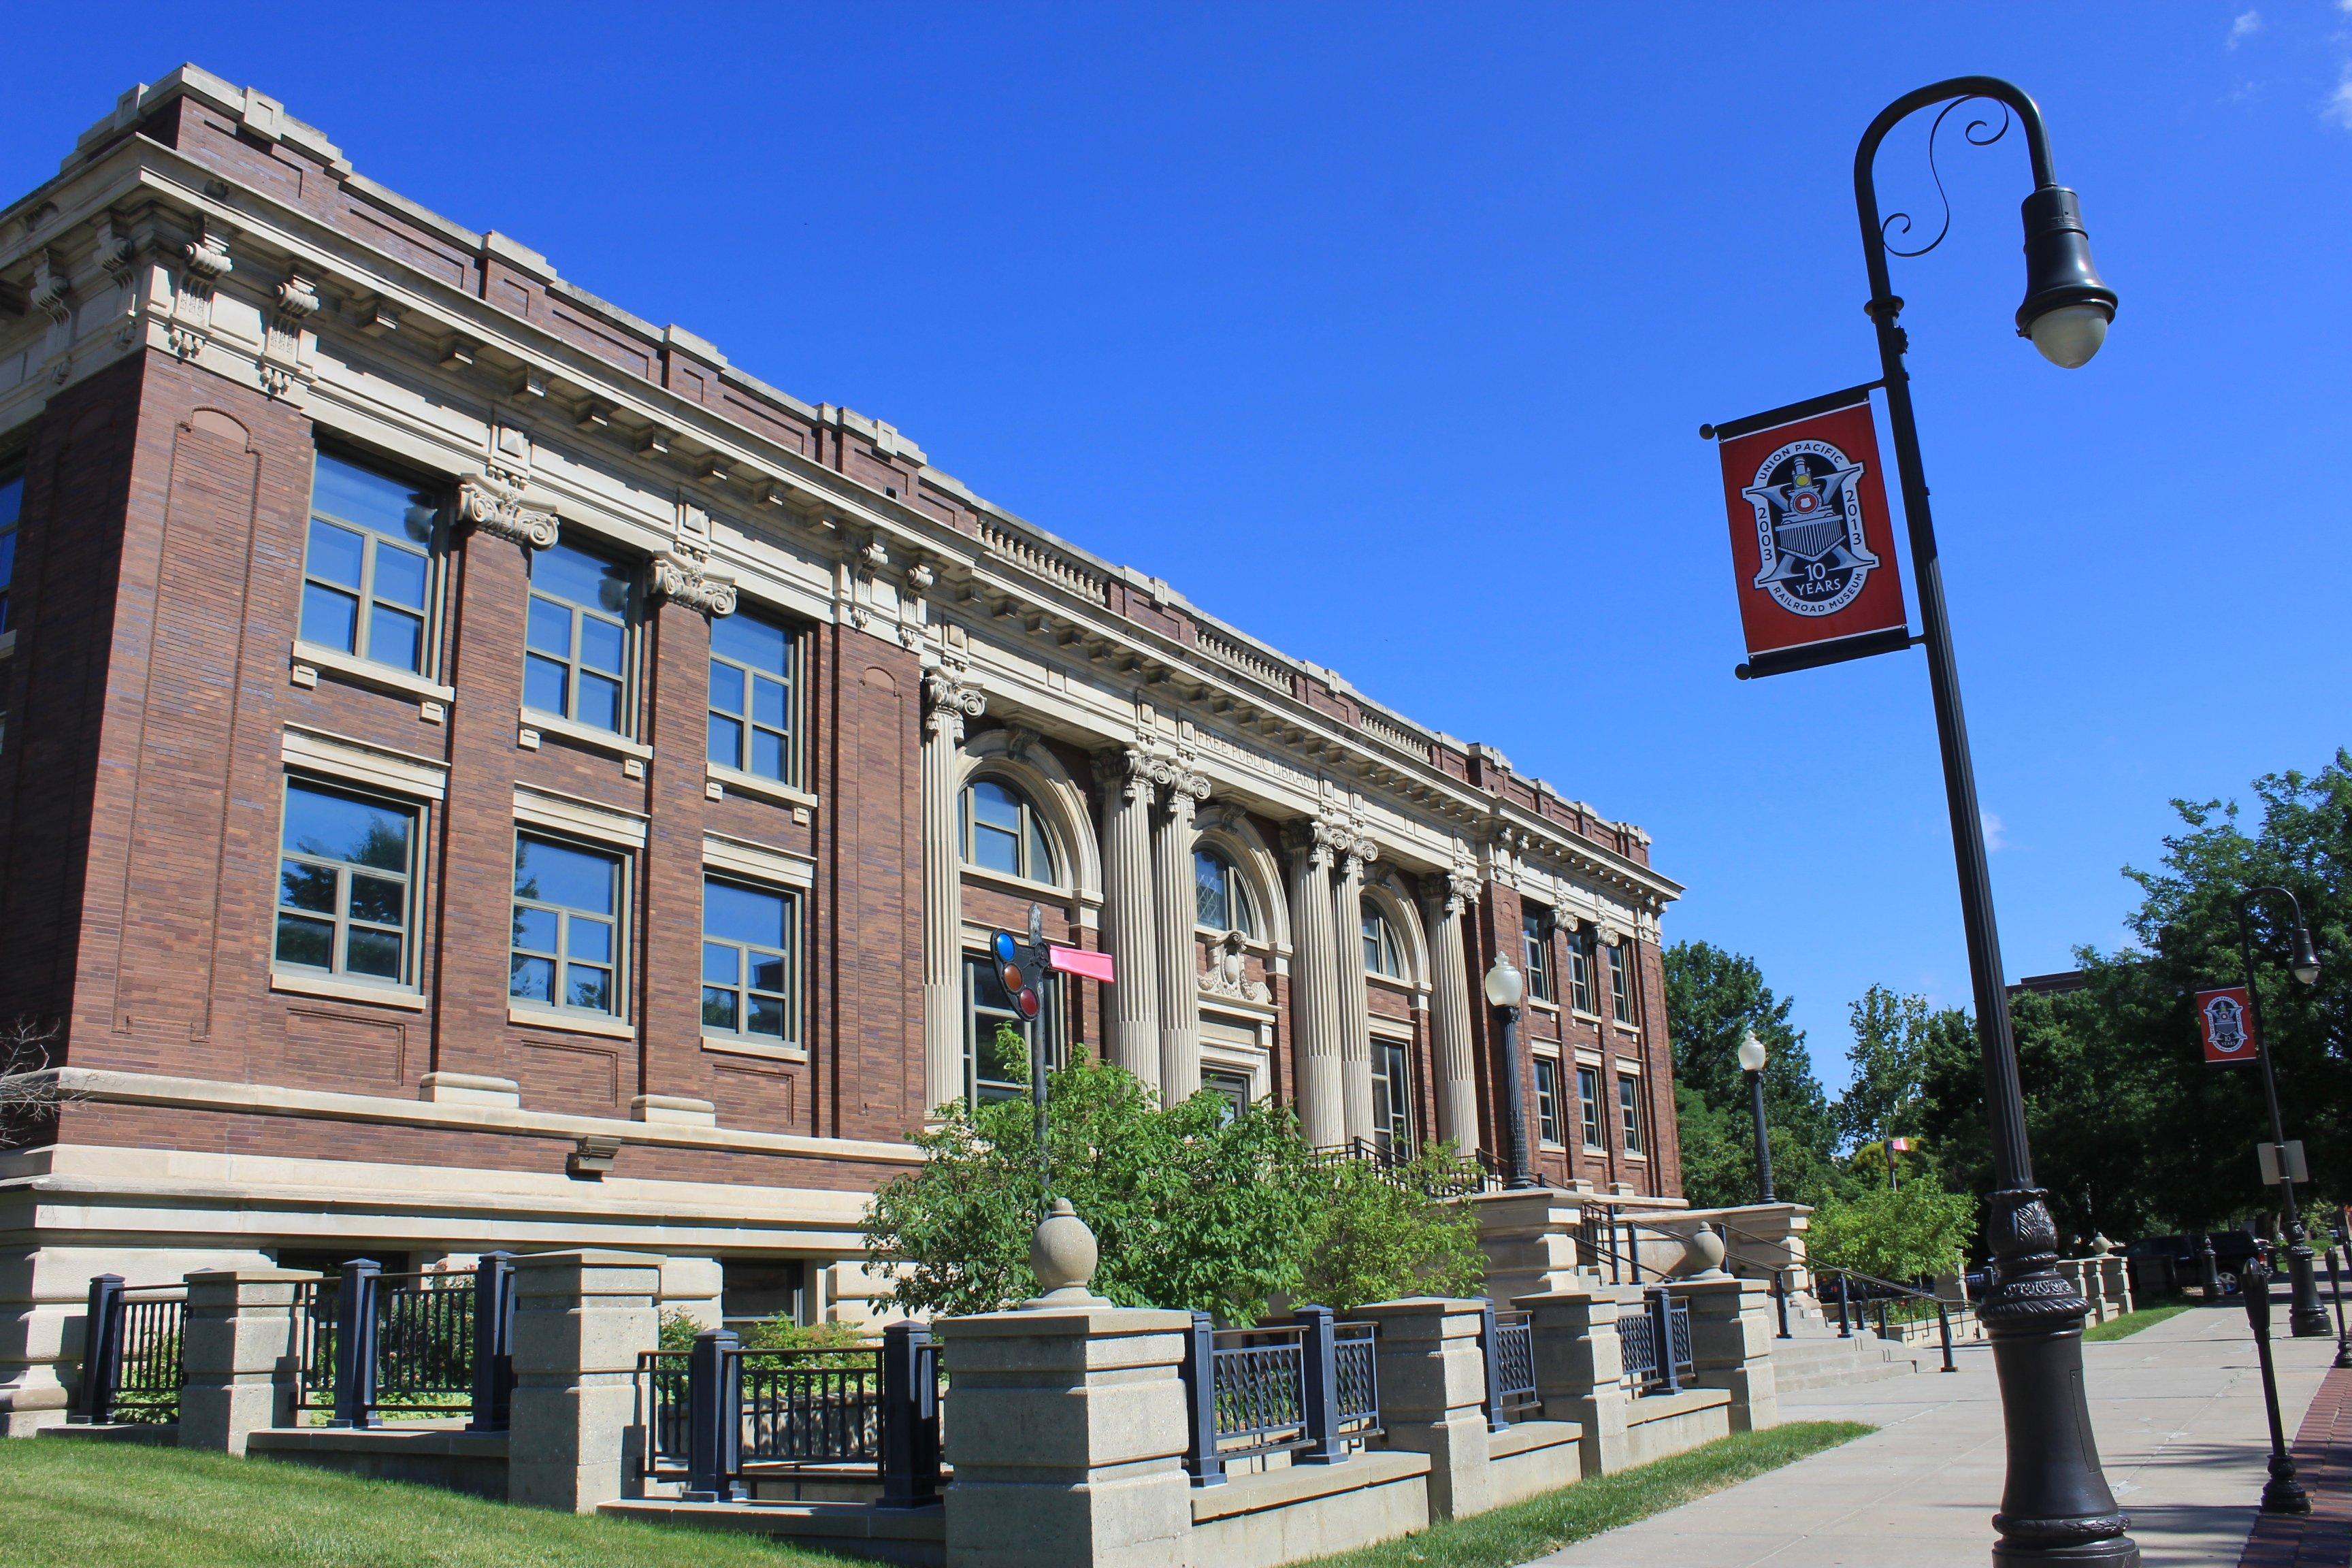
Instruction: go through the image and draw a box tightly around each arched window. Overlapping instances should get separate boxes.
[960,777,1058,884]
[1194,848,1258,936]
[1361,900,1405,979]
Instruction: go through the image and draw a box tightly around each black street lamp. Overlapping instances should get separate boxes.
[1484,954,1537,1190]
[1739,1028,1776,1205]
[2324,1242,2352,1371]
[1851,78,2129,1568]
[2233,885,2328,1337]
[2240,1258,2312,1514]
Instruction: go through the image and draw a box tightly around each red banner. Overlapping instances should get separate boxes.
[1712,388,1908,675]
[2196,985,2257,1064]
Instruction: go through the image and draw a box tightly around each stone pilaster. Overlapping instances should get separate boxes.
[179,1268,318,1455]
[1286,820,1345,1147]
[921,657,985,1116]
[1517,1280,1643,1477]
[1096,747,1162,1093]
[1424,855,1483,1158]
[1152,764,1210,1104]
[1333,824,1378,1145]
[1353,1297,1493,1520]
[1679,1274,1779,1433]
[508,1250,663,1514]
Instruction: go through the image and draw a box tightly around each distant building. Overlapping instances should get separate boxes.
[2008,971,2089,998]
[0,67,1684,1431]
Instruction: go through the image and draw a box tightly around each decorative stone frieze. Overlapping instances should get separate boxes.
[455,475,559,550]
[1198,929,1272,1003]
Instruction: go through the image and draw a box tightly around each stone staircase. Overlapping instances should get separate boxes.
[1766,1323,1928,1392]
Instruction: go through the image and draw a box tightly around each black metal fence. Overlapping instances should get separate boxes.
[1483,1304,1539,1427]
[1181,1305,1381,1486]
[1616,1287,1695,1396]
[293,1256,514,1428]
[1306,1137,1504,1198]
[636,1322,940,1507]
[71,1277,185,1425]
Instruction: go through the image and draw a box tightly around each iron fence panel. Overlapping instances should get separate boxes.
[1209,1326,1308,1458]
[112,1288,186,1424]
[637,1350,689,1480]
[1333,1322,1379,1440]
[1618,1307,1659,1393]
[1492,1309,1539,1416]
[736,1348,884,1468]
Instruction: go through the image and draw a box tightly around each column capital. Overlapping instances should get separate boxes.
[1284,816,1339,870]
[644,546,738,617]
[457,474,559,550]
[1093,743,1158,805]
[922,655,987,742]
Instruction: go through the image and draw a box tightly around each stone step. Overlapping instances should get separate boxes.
[1765,1331,1925,1391]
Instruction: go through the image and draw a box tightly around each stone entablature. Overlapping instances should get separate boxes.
[0,65,1675,928]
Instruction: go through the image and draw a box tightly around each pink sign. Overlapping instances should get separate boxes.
[1049,945,1116,985]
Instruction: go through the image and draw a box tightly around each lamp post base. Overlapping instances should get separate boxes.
[2286,1242,2332,1338]
[2259,1453,2312,1516]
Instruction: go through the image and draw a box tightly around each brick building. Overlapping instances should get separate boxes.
[0,67,1683,1431]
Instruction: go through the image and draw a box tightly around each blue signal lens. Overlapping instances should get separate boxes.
[992,930,1018,965]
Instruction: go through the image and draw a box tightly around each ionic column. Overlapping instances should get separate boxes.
[921,660,985,1116]
[1153,766,1211,1105]
[1333,832,1378,1145]
[1286,821,1345,1147]
[1096,748,1162,1092]
[1424,860,1483,1157]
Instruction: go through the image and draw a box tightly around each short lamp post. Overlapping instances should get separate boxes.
[1484,954,1537,1190]
[2234,886,2329,1337]
[1739,1028,1776,1205]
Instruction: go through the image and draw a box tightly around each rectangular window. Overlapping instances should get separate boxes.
[701,877,798,1048]
[707,612,799,786]
[1522,911,1555,1003]
[1576,1064,1605,1152]
[0,463,21,634]
[1608,940,1633,1023]
[1618,1073,1646,1156]
[300,451,440,674]
[1535,1057,1563,1147]
[1203,1068,1253,1125]
[964,953,1064,1106]
[1370,1039,1413,1156]
[524,540,634,734]
[1567,928,1596,1014]
[510,834,625,1015]
[275,779,419,986]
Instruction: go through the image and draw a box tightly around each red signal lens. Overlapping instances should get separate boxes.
[1016,987,1041,1019]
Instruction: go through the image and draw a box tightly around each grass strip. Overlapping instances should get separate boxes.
[0,1437,851,1568]
[1297,1419,1874,1568]
[2084,1303,2194,1342]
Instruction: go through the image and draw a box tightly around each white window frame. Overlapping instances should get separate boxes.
[508,828,634,1035]
[271,773,427,1001]
[298,446,446,681]
[523,537,638,739]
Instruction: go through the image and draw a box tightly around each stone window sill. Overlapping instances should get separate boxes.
[960,864,1072,904]
[1526,996,1561,1015]
[508,1002,637,1041]
[706,762,818,812]
[270,970,429,1011]
[702,1035,808,1064]
[293,640,455,705]
[1611,1019,1640,1036]
[520,707,653,762]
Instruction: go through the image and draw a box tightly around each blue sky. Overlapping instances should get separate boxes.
[10,4,2348,1096]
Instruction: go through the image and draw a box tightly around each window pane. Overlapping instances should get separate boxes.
[1362,913,1381,973]
[708,714,744,768]
[578,672,623,732]
[0,529,13,595]
[512,906,558,953]
[368,606,423,671]
[702,942,739,985]
[526,598,573,657]
[1194,852,1228,930]
[510,954,554,1002]
[708,659,746,716]
[578,616,625,676]
[280,860,337,914]
[567,917,614,962]
[300,583,359,651]
[973,822,1020,875]
[712,612,789,675]
[751,728,785,781]
[0,473,20,526]
[275,914,333,968]
[283,784,410,870]
[306,519,365,588]
[532,541,630,614]
[971,780,1022,832]
[748,953,787,993]
[751,674,787,730]
[523,654,569,715]
[566,965,613,1012]
[373,544,429,610]
[747,994,785,1039]
[314,453,436,541]
[703,987,739,1031]
[344,926,402,979]
[514,837,617,913]
[347,875,404,926]
[706,880,787,947]
[1027,817,1054,882]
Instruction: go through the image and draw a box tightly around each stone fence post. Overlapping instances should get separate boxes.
[1676,1274,1778,1433]
[179,1269,318,1455]
[1353,1298,1492,1520]
[1516,1280,1642,1477]
[936,1304,1196,1568]
[508,1250,663,1514]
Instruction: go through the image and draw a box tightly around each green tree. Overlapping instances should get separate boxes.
[1837,986,1966,1152]
[1296,1143,1486,1310]
[1663,943,1839,1205]
[1807,1166,1975,1284]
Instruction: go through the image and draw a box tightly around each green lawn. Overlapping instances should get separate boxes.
[0,1439,849,1568]
[2084,1303,2194,1342]
[1296,1420,1874,1568]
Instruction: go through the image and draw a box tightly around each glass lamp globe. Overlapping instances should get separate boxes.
[1484,956,1525,1009]
[2027,304,2110,369]
[1737,1030,1767,1075]
[2290,926,2321,986]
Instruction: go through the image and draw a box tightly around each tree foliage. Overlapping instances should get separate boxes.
[1836,986,1967,1152]
[1807,1161,1976,1284]
[1663,943,1839,1207]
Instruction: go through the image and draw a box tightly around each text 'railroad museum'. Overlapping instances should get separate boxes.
[0,67,1683,1431]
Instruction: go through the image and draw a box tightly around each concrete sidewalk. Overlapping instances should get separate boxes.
[1524,1305,2340,1568]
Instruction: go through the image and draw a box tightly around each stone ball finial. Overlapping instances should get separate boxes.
[1025,1197,1109,1309]
[2090,1233,2115,1256]
[1670,1224,1729,1279]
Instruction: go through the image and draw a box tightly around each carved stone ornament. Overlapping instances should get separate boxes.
[276,274,321,321]
[1445,844,1482,912]
[93,215,135,289]
[182,220,233,282]
[29,252,69,326]
[922,655,986,741]
[1095,745,1158,804]
[455,475,560,550]
[646,549,738,617]
[1198,929,1273,1003]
